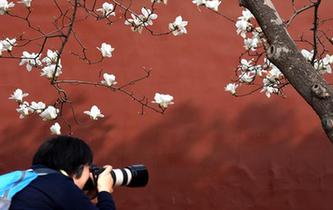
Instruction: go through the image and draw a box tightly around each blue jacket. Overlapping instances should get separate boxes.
[9,166,116,210]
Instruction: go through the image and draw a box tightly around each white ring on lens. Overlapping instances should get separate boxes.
[113,169,124,186]
[124,168,132,185]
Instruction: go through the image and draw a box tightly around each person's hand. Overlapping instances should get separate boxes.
[96,165,114,193]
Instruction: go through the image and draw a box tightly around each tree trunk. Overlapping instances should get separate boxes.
[240,0,333,142]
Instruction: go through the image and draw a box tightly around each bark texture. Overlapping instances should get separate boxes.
[240,0,333,142]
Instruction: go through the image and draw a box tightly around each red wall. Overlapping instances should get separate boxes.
[1,0,333,209]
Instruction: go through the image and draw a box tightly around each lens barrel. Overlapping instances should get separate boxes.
[90,164,149,188]
[111,164,148,187]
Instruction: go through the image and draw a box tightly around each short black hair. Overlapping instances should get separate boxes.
[32,135,93,177]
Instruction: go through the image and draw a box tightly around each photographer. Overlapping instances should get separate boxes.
[9,135,116,210]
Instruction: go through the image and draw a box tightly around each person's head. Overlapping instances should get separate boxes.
[32,135,93,189]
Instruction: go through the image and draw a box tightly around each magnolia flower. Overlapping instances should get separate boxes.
[124,13,145,33]
[42,49,59,65]
[96,2,115,17]
[84,105,104,120]
[101,73,117,86]
[19,51,42,72]
[50,122,61,135]
[9,88,29,102]
[97,43,114,58]
[239,71,255,83]
[240,58,254,70]
[261,78,279,98]
[205,0,221,12]
[151,0,167,4]
[17,0,31,7]
[140,7,157,26]
[124,7,157,33]
[1,38,16,51]
[235,19,250,38]
[261,85,278,98]
[323,54,333,65]
[225,83,238,95]
[0,42,3,56]
[0,0,15,15]
[169,16,188,36]
[39,106,59,121]
[241,9,254,21]
[30,101,46,113]
[243,36,259,51]
[267,65,283,80]
[41,64,62,79]
[192,0,206,6]
[301,49,314,61]
[152,93,174,108]
[16,101,32,119]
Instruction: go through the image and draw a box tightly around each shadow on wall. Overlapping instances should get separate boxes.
[107,102,333,210]
[1,100,333,210]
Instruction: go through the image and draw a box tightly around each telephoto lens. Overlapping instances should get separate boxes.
[90,164,149,187]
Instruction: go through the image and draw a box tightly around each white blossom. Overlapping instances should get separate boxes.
[152,93,174,108]
[225,83,238,95]
[16,101,32,119]
[50,122,61,135]
[124,13,145,33]
[205,0,221,12]
[96,2,115,17]
[1,37,16,52]
[267,65,283,80]
[9,88,29,102]
[318,54,333,74]
[101,73,117,86]
[19,51,42,72]
[192,0,206,6]
[239,71,255,83]
[30,101,46,113]
[235,19,251,38]
[235,9,254,38]
[97,43,114,58]
[0,42,3,56]
[243,36,259,51]
[323,54,333,65]
[124,7,157,33]
[241,9,254,21]
[84,105,104,120]
[261,78,279,98]
[151,0,167,4]
[139,7,157,26]
[17,0,31,7]
[42,49,59,65]
[41,64,62,79]
[0,0,15,15]
[39,106,59,121]
[301,49,314,61]
[169,16,188,36]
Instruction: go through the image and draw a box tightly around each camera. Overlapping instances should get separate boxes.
[86,164,149,189]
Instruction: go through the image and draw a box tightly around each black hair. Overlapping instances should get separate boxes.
[32,135,93,177]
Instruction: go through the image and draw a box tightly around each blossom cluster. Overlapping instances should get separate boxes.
[0,0,32,15]
[225,57,284,98]
[192,0,221,12]
[8,88,61,134]
[225,9,333,98]
[151,0,168,4]
[0,37,16,56]
[301,49,333,74]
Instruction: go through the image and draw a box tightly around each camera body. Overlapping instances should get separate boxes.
[87,164,149,189]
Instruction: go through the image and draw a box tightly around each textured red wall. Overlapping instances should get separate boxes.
[1,0,333,209]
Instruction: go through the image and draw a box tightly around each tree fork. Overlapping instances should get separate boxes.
[241,0,333,142]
